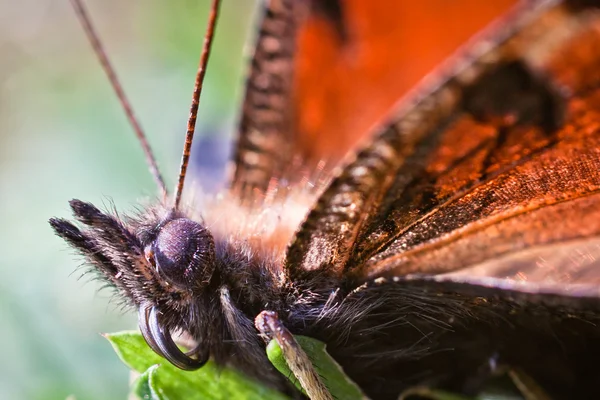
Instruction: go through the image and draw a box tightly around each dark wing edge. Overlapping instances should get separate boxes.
[228,0,296,199]
[228,0,309,201]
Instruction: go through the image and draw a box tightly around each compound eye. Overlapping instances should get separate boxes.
[150,218,215,290]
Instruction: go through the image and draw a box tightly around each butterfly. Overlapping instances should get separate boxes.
[50,0,600,399]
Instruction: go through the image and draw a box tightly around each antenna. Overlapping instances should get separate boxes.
[70,0,168,200]
[173,0,221,210]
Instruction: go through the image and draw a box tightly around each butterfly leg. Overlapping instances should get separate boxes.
[255,310,333,400]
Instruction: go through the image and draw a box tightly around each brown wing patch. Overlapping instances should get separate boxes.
[352,5,600,281]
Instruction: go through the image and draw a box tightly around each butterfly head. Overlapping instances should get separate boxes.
[49,199,215,369]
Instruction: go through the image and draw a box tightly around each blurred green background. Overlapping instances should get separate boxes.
[0,1,257,398]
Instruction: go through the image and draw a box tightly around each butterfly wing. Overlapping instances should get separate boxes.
[279,2,600,397]
[233,1,600,397]
[230,0,515,199]
[286,0,600,291]
[229,0,300,198]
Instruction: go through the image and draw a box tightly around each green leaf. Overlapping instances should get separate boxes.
[400,384,529,400]
[131,365,165,400]
[399,387,475,400]
[266,335,365,400]
[105,331,289,400]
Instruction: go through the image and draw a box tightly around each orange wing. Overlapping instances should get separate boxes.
[230,0,515,198]
[285,0,600,290]
[294,0,516,165]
